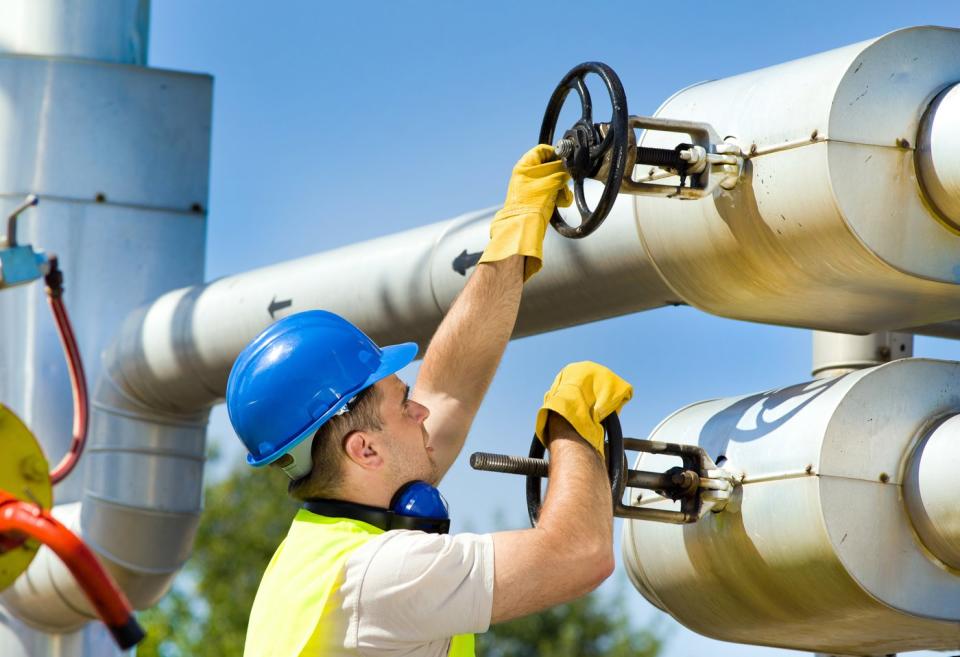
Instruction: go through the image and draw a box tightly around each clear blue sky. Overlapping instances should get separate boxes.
[149,3,959,656]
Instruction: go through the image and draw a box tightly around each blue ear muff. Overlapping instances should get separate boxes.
[390,481,449,522]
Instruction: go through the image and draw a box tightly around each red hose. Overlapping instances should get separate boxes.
[45,257,89,485]
[0,491,144,649]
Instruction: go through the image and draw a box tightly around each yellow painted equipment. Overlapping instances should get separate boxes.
[0,404,52,590]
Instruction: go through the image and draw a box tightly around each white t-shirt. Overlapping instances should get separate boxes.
[325,530,495,656]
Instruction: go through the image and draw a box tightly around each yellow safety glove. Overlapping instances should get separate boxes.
[534,361,633,456]
[478,144,574,281]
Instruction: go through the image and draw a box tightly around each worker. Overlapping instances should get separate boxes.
[226,145,633,657]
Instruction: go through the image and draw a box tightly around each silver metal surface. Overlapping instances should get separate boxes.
[620,116,742,198]
[0,55,210,502]
[917,83,960,230]
[904,318,960,339]
[903,413,960,569]
[0,0,150,65]
[3,21,960,657]
[811,330,913,378]
[634,26,960,333]
[622,358,960,653]
[105,182,675,412]
[0,53,211,655]
[554,138,574,159]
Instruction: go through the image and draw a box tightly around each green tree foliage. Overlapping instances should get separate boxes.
[477,593,661,657]
[138,461,662,657]
[138,462,300,657]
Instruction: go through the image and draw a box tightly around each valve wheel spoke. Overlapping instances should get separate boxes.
[540,62,628,239]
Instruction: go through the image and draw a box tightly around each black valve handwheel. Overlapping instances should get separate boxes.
[526,413,625,527]
[539,62,629,239]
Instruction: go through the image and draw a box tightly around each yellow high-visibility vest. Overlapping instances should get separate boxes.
[244,509,476,657]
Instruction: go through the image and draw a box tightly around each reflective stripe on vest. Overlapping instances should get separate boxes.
[243,509,475,657]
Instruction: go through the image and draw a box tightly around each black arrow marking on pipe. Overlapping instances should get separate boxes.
[268,296,293,319]
[452,249,483,276]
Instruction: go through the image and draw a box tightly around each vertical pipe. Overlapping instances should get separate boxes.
[0,0,150,65]
[811,331,913,379]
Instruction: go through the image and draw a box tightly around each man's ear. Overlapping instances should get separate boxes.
[343,431,383,470]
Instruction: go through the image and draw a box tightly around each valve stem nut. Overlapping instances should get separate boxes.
[554,138,575,160]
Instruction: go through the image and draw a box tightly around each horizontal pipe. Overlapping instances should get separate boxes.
[903,413,960,569]
[0,188,669,632]
[0,186,670,632]
[901,319,960,340]
[108,188,675,413]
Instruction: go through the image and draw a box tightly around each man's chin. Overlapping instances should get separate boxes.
[425,460,441,487]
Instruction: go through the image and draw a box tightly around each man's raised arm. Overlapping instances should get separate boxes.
[414,145,572,479]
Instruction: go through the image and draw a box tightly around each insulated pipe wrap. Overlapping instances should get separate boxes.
[110,188,674,412]
[0,52,212,654]
[622,359,960,653]
[1,505,90,631]
[634,26,960,333]
[1,369,209,629]
[81,372,207,583]
[903,413,960,569]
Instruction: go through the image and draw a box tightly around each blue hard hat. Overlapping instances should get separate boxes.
[226,310,418,478]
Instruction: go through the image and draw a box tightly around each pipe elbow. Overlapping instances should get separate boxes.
[2,343,209,632]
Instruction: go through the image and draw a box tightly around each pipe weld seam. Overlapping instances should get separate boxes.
[0,191,208,217]
[79,534,193,577]
[90,399,209,428]
[83,445,206,462]
[82,493,203,518]
[47,563,98,624]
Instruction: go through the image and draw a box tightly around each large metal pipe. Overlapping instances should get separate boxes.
[634,26,960,334]
[0,44,210,657]
[917,83,960,229]
[103,26,960,419]
[903,413,960,570]
[105,189,675,413]
[0,182,672,639]
[811,330,913,379]
[622,358,960,653]
[0,0,150,65]
[3,22,960,657]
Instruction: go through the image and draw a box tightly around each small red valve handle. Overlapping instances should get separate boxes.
[0,492,145,650]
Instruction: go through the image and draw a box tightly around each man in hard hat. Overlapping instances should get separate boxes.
[227,145,632,657]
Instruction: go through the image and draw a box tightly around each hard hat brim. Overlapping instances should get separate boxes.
[245,341,419,470]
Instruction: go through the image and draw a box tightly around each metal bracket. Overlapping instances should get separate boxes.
[0,195,48,290]
[614,437,737,524]
[618,116,743,199]
[470,412,739,526]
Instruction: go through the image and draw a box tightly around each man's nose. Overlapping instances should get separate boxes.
[411,401,430,423]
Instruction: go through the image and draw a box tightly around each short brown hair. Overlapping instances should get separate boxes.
[286,384,383,501]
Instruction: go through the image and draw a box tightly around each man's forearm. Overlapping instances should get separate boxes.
[490,413,615,623]
[536,414,614,568]
[415,255,524,473]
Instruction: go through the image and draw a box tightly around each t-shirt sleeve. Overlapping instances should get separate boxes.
[341,530,495,652]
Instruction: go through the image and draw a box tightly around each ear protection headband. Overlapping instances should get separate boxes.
[303,481,450,534]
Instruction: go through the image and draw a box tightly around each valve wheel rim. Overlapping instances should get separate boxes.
[539,61,629,239]
[526,413,624,527]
